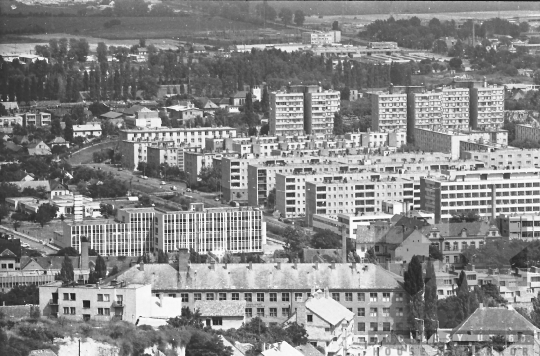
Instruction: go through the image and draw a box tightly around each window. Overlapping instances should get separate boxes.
[295,293,303,302]
[194,293,202,301]
[257,308,265,317]
[63,293,69,300]
[358,293,365,301]
[382,308,390,317]
[270,293,277,302]
[282,308,290,317]
[358,322,366,331]
[370,308,377,317]
[70,293,76,301]
[63,307,69,314]
[396,293,403,302]
[307,314,313,322]
[245,308,252,317]
[97,308,110,315]
[332,293,340,301]
[345,292,353,301]
[282,293,290,302]
[83,300,90,309]
[396,308,404,316]
[269,308,277,317]
[370,322,378,332]
[70,307,76,315]
[383,322,391,331]
[231,293,239,301]
[212,317,223,326]
[257,293,265,302]
[97,294,103,301]
[370,293,378,302]
[206,293,214,301]
[383,293,390,302]
[244,293,252,302]
[219,293,227,301]
[358,308,365,317]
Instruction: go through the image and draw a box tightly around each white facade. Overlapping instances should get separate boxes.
[73,123,102,138]
[371,92,408,132]
[270,91,305,136]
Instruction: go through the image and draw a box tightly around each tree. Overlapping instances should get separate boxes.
[283,226,308,261]
[534,70,540,86]
[261,86,270,114]
[311,230,341,249]
[51,118,63,137]
[56,246,79,256]
[0,205,9,224]
[332,21,339,31]
[99,203,116,218]
[94,254,107,279]
[284,322,308,346]
[449,57,463,70]
[333,112,344,135]
[97,42,108,63]
[294,10,305,26]
[64,115,74,142]
[429,245,443,260]
[35,203,59,227]
[186,329,233,356]
[108,265,119,277]
[59,254,74,283]
[424,260,438,340]
[404,255,425,338]
[157,249,169,263]
[168,307,204,329]
[278,8,293,26]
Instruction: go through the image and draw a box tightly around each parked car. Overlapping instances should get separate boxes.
[170,186,178,191]
[21,242,30,248]
[214,197,220,201]
[186,188,192,192]
[160,181,166,185]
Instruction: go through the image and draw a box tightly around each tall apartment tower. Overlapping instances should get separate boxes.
[438,86,470,131]
[454,78,504,130]
[371,89,408,132]
[270,85,340,136]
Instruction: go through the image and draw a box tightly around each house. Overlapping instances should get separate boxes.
[193,300,246,330]
[163,104,203,125]
[195,97,220,113]
[21,173,35,182]
[0,115,23,132]
[48,137,70,148]
[214,98,230,109]
[8,180,51,193]
[262,341,304,356]
[14,135,31,145]
[73,123,102,138]
[230,91,248,106]
[50,180,70,198]
[100,111,123,121]
[0,239,22,272]
[295,343,324,356]
[28,350,57,356]
[137,47,148,56]
[450,304,540,347]
[1,102,19,113]
[27,141,52,156]
[287,288,355,356]
[4,141,23,153]
[518,69,534,77]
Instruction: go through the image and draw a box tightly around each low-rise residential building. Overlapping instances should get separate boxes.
[114,257,409,338]
[0,239,21,272]
[124,107,161,128]
[0,116,23,132]
[286,288,354,356]
[73,123,102,138]
[26,141,51,156]
[194,300,246,330]
[163,104,203,125]
[498,213,540,240]
[516,124,540,143]
[462,147,540,169]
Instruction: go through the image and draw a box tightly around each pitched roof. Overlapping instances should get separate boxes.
[116,263,404,291]
[302,248,343,263]
[123,105,148,115]
[10,180,51,192]
[452,306,540,336]
[433,221,493,237]
[28,350,57,356]
[295,343,324,356]
[0,239,21,259]
[48,136,67,144]
[100,111,123,119]
[196,97,220,109]
[231,91,248,98]
[306,293,355,326]
[193,300,246,317]
[262,341,304,356]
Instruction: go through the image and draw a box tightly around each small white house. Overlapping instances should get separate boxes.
[73,123,102,138]
[193,300,246,330]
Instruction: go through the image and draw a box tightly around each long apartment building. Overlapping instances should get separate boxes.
[116,259,409,338]
[119,126,237,170]
[372,80,504,144]
[420,168,540,223]
[60,205,265,256]
[462,147,540,169]
[270,85,340,136]
[516,124,540,143]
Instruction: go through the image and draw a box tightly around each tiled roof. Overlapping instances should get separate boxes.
[123,105,147,115]
[9,180,51,192]
[433,221,492,237]
[262,341,304,356]
[114,264,180,290]
[0,239,21,258]
[452,306,540,335]
[302,249,343,263]
[193,300,246,317]
[100,111,123,119]
[231,91,248,98]
[306,293,354,326]
[28,349,57,356]
[295,343,324,356]
[162,263,403,291]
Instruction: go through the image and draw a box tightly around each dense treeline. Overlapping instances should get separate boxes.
[2,38,413,104]
[362,16,530,51]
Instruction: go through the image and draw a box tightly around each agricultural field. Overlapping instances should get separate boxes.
[1,14,261,40]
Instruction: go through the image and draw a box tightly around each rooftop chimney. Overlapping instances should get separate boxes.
[139,262,144,271]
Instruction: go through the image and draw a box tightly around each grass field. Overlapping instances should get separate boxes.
[1,15,261,40]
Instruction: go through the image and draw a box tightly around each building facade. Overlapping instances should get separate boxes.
[371,92,408,132]
[270,91,305,136]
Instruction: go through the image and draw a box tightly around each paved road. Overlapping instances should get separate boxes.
[0,225,60,255]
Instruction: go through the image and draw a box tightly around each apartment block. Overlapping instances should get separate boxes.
[462,148,540,172]
[516,124,540,143]
[312,212,395,240]
[305,178,415,227]
[154,205,265,254]
[470,84,504,129]
[22,112,49,127]
[60,208,155,257]
[184,151,221,187]
[119,126,236,170]
[301,31,341,45]
[439,86,470,131]
[146,146,183,171]
[420,168,540,223]
[39,281,153,323]
[407,91,443,142]
[124,108,161,129]
[498,213,540,240]
[360,130,407,148]
[371,92,408,132]
[116,261,409,337]
[270,91,305,136]
[303,87,340,135]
